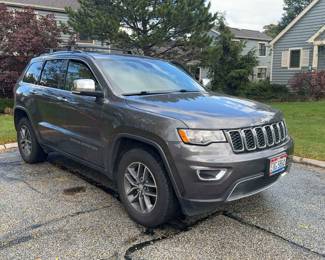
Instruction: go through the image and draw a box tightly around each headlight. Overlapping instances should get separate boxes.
[178,129,226,145]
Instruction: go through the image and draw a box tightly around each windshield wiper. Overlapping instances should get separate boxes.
[123,89,200,96]
[123,90,174,96]
[173,89,200,93]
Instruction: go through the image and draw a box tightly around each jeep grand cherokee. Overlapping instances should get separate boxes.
[14,51,294,227]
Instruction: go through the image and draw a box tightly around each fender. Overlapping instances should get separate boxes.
[108,133,184,199]
[14,106,42,143]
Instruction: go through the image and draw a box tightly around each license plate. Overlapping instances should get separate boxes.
[269,154,287,176]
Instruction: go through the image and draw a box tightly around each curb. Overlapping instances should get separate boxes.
[0,142,18,152]
[0,142,324,169]
[293,156,325,169]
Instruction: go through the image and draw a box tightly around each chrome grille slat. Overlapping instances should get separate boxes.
[254,127,267,149]
[242,129,256,151]
[226,121,288,153]
[227,130,244,153]
[272,123,281,144]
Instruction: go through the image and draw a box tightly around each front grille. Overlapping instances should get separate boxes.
[226,121,288,153]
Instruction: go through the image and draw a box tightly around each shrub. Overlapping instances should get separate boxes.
[289,71,325,100]
[0,98,14,114]
[0,4,62,98]
[238,80,289,101]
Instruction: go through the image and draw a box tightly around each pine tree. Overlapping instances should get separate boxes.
[66,0,216,63]
[263,0,312,37]
[279,0,313,31]
[203,18,257,95]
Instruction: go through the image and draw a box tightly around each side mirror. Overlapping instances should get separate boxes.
[201,78,211,88]
[72,79,103,98]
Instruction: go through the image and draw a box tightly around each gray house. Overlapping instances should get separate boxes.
[198,27,272,83]
[229,28,272,81]
[271,0,325,85]
[0,0,105,48]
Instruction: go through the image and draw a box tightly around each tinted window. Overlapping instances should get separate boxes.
[65,60,100,91]
[23,62,43,84]
[40,60,67,88]
[98,57,204,95]
[258,43,266,56]
[290,50,301,68]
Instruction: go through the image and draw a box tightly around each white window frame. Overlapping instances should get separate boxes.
[258,42,267,57]
[256,66,268,80]
[288,48,303,70]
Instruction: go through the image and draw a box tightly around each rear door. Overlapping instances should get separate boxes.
[36,59,69,148]
[17,61,44,128]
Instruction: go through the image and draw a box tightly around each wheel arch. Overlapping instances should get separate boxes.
[14,106,31,130]
[109,134,183,199]
[14,106,42,143]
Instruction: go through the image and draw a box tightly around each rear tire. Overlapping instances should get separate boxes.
[117,148,178,227]
[17,117,47,163]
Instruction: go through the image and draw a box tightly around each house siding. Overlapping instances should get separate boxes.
[272,0,325,85]
[319,31,325,40]
[6,6,71,44]
[241,39,271,79]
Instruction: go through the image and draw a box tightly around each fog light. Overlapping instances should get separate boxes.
[196,169,227,181]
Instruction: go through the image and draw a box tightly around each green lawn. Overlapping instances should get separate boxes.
[0,115,16,145]
[0,101,324,160]
[270,101,325,161]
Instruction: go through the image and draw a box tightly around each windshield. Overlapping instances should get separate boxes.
[97,57,205,95]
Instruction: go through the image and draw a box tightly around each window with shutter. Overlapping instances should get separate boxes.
[289,49,301,68]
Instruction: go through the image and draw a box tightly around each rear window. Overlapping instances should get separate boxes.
[22,62,43,84]
[40,59,67,88]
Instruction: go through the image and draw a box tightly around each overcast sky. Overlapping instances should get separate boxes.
[209,0,285,31]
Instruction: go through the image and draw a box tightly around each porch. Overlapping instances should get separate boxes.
[308,25,325,70]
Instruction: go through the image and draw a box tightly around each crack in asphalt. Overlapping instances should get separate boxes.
[5,176,43,194]
[124,211,223,259]
[0,235,34,251]
[0,161,24,167]
[223,211,325,258]
[123,210,325,259]
[0,205,112,251]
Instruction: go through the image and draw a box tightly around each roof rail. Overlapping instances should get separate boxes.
[40,45,135,56]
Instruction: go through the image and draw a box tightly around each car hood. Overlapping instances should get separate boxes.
[125,92,283,129]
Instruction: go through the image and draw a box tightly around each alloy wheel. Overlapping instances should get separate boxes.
[19,125,32,157]
[124,162,158,214]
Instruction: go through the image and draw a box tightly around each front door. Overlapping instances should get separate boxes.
[56,60,105,167]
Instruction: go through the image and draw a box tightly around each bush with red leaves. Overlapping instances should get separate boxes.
[289,71,325,100]
[0,4,62,98]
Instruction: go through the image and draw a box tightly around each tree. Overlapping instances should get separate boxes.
[279,0,312,31]
[263,24,280,38]
[203,18,257,95]
[263,0,312,37]
[67,0,216,63]
[0,4,62,98]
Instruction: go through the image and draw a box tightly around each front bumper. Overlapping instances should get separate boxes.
[166,137,294,216]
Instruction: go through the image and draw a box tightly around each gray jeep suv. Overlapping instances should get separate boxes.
[14,51,294,227]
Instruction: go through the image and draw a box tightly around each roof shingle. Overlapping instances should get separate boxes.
[229,28,272,42]
[0,0,79,10]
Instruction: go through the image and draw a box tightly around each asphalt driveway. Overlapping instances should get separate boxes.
[0,149,324,259]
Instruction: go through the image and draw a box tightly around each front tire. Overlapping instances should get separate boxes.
[17,117,47,163]
[117,148,178,227]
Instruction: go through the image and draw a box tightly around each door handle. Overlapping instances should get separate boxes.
[30,90,38,95]
[56,96,68,102]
